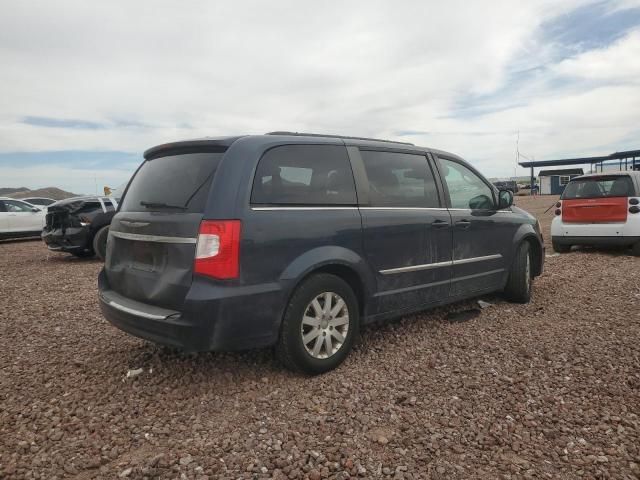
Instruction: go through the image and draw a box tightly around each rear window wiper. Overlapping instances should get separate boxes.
[140,201,187,210]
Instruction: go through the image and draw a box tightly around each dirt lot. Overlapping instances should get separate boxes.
[1,196,639,479]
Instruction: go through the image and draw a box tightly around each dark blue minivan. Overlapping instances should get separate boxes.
[99,133,544,374]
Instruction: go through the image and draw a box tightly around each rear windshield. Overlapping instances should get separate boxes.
[27,198,54,206]
[120,151,225,213]
[562,175,635,199]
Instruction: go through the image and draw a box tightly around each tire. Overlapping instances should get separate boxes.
[276,273,359,375]
[92,225,110,261]
[504,241,532,304]
[552,238,571,253]
[71,249,94,258]
[631,242,640,257]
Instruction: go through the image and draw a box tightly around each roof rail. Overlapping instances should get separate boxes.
[265,131,414,146]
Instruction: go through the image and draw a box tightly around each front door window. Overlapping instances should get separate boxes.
[439,159,495,210]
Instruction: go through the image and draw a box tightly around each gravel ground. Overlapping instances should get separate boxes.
[1,196,639,479]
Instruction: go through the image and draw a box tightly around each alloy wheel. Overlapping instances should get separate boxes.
[300,292,349,359]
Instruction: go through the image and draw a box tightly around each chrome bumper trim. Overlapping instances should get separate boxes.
[109,230,196,244]
[105,299,168,320]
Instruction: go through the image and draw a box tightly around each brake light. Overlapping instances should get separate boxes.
[194,220,241,279]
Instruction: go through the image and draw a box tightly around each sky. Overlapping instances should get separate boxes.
[1,0,639,194]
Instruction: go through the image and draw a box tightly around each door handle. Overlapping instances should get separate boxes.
[455,219,471,229]
[431,220,450,229]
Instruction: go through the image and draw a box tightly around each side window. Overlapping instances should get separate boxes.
[438,158,495,210]
[251,145,357,205]
[76,202,101,214]
[0,201,6,212]
[359,150,440,208]
[4,200,34,212]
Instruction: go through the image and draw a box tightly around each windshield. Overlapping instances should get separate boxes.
[562,176,635,199]
[120,151,225,213]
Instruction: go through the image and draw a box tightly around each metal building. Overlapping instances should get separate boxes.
[538,168,583,195]
[519,149,640,195]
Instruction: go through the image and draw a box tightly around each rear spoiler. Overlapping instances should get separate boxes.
[143,137,242,160]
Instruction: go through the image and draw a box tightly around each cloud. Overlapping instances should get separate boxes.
[541,1,640,54]
[22,116,106,129]
[0,0,639,191]
[554,29,640,81]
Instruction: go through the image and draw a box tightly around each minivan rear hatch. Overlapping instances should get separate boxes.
[105,146,227,310]
[561,175,635,223]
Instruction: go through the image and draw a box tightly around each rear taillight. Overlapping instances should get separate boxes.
[630,198,639,205]
[555,201,561,216]
[194,220,241,279]
[630,206,640,214]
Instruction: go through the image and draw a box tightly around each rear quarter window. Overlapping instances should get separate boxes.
[251,145,357,205]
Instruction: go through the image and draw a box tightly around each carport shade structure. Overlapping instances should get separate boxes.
[519,149,640,196]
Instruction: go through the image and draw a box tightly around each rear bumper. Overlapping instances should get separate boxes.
[551,212,640,238]
[41,226,91,252]
[552,235,640,247]
[99,284,209,350]
[98,269,286,352]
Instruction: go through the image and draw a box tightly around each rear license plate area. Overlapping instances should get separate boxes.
[130,241,165,272]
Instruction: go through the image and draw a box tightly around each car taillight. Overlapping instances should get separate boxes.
[555,201,561,216]
[194,220,241,279]
[630,198,639,205]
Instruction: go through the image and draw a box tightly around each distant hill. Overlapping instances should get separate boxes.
[0,187,30,196]
[2,187,79,200]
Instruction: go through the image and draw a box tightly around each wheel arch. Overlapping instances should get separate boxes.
[521,233,543,277]
[279,246,374,320]
[297,263,366,317]
[511,224,544,277]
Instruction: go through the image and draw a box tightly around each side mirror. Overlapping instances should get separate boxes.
[31,207,40,212]
[498,190,513,209]
[469,194,494,210]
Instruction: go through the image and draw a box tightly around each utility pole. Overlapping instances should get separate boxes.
[515,130,519,180]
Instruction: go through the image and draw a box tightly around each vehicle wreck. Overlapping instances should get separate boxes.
[41,196,119,259]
